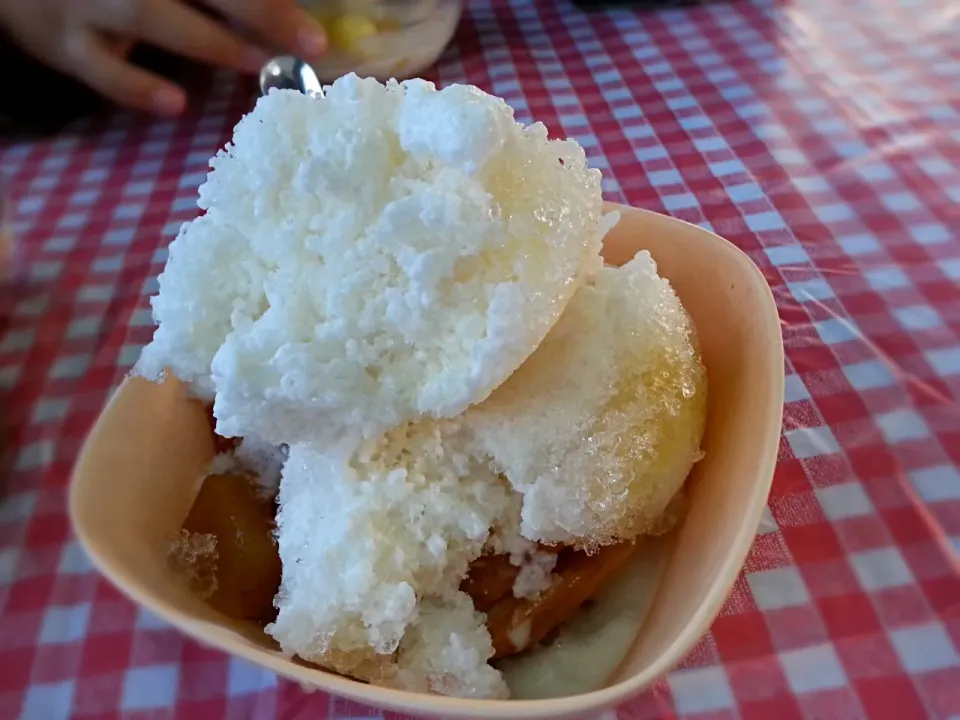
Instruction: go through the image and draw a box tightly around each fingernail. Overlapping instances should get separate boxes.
[153,86,186,116]
[297,25,327,58]
[243,45,270,73]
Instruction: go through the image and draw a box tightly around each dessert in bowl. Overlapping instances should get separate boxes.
[301,0,463,81]
[69,75,783,719]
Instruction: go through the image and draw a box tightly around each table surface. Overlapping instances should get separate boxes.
[2,0,960,717]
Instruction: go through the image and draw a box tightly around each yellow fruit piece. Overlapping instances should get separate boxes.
[466,252,708,549]
[329,14,379,57]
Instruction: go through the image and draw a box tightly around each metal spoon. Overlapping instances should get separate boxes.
[259,56,324,96]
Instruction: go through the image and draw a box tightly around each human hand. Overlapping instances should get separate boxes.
[0,0,327,116]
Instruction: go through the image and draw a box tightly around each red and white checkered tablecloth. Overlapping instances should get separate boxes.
[2,0,960,717]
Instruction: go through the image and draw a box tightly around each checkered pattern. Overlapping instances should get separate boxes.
[2,0,960,717]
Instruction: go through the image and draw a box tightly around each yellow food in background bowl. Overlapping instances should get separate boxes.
[300,0,464,81]
[315,13,380,58]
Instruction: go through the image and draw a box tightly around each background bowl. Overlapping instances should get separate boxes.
[69,203,784,720]
[300,0,463,82]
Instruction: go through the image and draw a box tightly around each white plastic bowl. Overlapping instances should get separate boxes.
[70,204,784,720]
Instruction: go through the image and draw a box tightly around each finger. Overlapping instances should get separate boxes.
[67,33,187,116]
[203,0,327,59]
[100,0,268,73]
[101,34,135,58]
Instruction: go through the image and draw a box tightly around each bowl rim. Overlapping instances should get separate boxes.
[69,204,785,719]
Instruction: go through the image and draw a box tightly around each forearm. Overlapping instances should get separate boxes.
[0,37,103,135]
[0,27,192,136]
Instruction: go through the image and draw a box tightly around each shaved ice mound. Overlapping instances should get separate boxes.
[267,421,516,698]
[136,74,613,445]
[466,251,707,548]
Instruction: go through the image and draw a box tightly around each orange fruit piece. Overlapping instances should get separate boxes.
[181,473,280,623]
